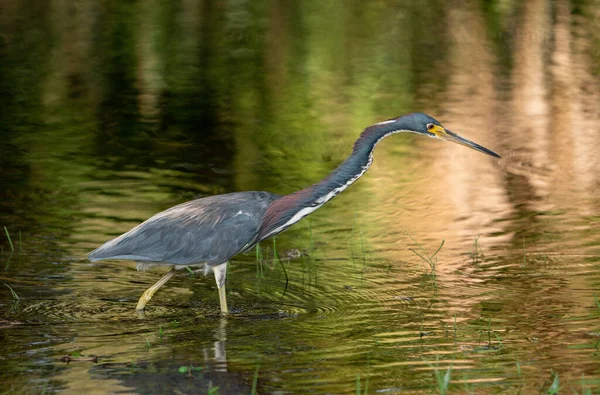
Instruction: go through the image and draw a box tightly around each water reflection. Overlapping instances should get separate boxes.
[1,0,600,393]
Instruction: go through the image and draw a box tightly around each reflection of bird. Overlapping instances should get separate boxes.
[89,113,500,314]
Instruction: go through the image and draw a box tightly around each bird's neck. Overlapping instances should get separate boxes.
[257,121,404,241]
[305,120,406,202]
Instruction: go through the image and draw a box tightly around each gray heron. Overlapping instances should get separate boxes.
[89,113,500,314]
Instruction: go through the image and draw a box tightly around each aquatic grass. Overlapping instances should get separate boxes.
[298,237,319,288]
[158,326,164,341]
[4,226,14,252]
[471,235,483,267]
[426,355,452,395]
[461,372,473,394]
[355,353,372,395]
[145,337,151,349]
[581,373,592,395]
[546,370,560,394]
[514,360,524,394]
[475,317,502,350]
[207,385,220,395]
[441,320,448,338]
[435,365,452,394]
[251,364,260,395]
[355,374,369,395]
[4,283,19,301]
[409,236,444,274]
[594,294,600,310]
[440,317,457,343]
[256,244,265,278]
[493,332,504,349]
[273,239,289,295]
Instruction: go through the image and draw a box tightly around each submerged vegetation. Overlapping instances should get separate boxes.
[471,235,484,267]
[409,236,445,274]
[3,226,14,253]
[4,283,19,301]
[428,355,453,395]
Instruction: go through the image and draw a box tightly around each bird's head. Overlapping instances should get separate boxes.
[387,112,501,158]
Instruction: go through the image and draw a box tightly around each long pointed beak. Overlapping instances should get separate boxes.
[440,129,501,158]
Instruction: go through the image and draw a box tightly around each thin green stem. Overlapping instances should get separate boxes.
[273,241,289,296]
[251,364,260,395]
[4,283,19,301]
[4,227,14,252]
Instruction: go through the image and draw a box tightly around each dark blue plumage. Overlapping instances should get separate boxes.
[89,191,280,266]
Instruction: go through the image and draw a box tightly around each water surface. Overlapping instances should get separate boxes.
[1,0,600,393]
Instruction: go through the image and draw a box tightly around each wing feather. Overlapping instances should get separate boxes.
[89,191,280,265]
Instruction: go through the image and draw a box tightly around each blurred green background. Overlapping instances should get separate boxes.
[1,0,600,393]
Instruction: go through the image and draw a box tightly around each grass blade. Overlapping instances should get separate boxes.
[251,364,260,395]
[4,227,14,252]
[274,249,289,296]
[432,239,445,259]
[4,283,19,301]
[547,371,559,394]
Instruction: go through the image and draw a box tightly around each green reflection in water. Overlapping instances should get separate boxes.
[1,0,600,394]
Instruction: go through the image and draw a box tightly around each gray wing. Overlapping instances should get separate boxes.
[88,191,280,265]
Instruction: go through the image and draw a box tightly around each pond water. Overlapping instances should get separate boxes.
[1,0,600,393]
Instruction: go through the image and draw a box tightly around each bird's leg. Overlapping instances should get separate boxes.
[136,268,177,311]
[211,262,229,314]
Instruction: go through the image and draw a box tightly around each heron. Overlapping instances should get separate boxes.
[89,113,500,314]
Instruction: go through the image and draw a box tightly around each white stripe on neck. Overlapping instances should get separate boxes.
[261,155,374,240]
[261,128,406,239]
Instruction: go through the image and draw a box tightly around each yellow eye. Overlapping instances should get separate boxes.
[427,123,435,131]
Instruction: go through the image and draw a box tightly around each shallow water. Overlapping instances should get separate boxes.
[1,0,600,393]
